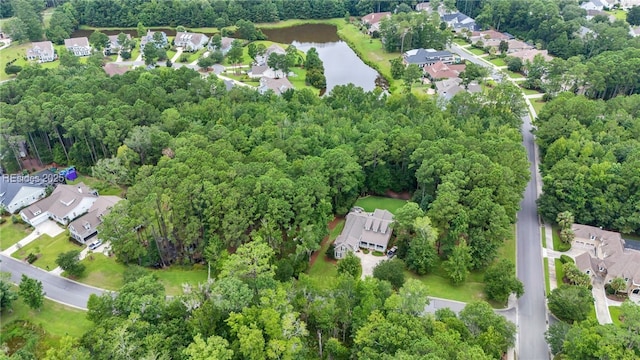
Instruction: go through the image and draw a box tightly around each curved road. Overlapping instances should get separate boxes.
[0,254,105,309]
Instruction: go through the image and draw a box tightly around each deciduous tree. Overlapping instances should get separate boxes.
[19,275,44,311]
[337,252,362,278]
[484,259,524,304]
[548,285,594,323]
[56,250,86,278]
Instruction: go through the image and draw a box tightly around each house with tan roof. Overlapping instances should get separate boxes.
[20,183,98,226]
[256,44,286,66]
[174,31,209,52]
[424,61,466,80]
[508,49,552,63]
[68,195,122,244]
[258,77,294,96]
[334,208,394,259]
[103,63,131,77]
[573,224,640,295]
[26,41,56,63]
[361,12,391,34]
[64,37,91,56]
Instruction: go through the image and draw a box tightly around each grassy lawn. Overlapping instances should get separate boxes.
[522,87,544,95]
[0,42,32,80]
[552,225,571,252]
[354,196,408,214]
[66,253,127,290]
[541,226,547,248]
[606,9,627,21]
[307,219,344,284]
[496,225,517,264]
[0,287,92,338]
[66,174,124,196]
[506,70,524,79]
[43,8,54,28]
[152,264,208,295]
[469,48,486,56]
[531,99,546,115]
[555,258,565,285]
[289,67,320,94]
[544,258,550,295]
[609,306,622,326]
[166,48,177,62]
[11,232,83,270]
[453,38,469,46]
[0,221,32,251]
[407,263,487,304]
[184,47,207,63]
[129,46,140,61]
[489,57,506,67]
[222,72,259,85]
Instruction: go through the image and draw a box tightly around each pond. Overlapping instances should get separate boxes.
[261,24,383,94]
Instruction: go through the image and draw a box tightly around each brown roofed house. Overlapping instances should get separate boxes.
[361,12,391,34]
[103,63,131,77]
[68,195,122,244]
[424,61,466,80]
[19,183,98,226]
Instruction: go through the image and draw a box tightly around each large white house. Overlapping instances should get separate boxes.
[68,195,121,244]
[174,31,209,52]
[64,37,92,56]
[26,41,56,63]
[20,183,98,226]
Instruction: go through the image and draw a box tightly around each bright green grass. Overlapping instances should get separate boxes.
[307,219,344,284]
[354,196,408,214]
[406,264,487,304]
[152,264,208,295]
[489,57,506,67]
[0,287,92,338]
[129,46,140,61]
[165,48,177,62]
[453,38,469,46]
[66,174,123,196]
[522,87,544,95]
[531,99,546,116]
[469,48,486,56]
[289,67,320,94]
[497,225,517,264]
[541,226,547,248]
[606,10,627,21]
[555,258,565,285]
[552,225,571,252]
[12,232,83,270]
[222,72,259,85]
[609,306,622,326]
[0,42,31,80]
[506,70,524,79]
[43,8,54,28]
[67,253,127,290]
[0,221,32,251]
[184,47,207,63]
[544,258,551,295]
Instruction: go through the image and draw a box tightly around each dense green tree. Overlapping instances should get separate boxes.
[11,0,42,41]
[337,252,362,278]
[444,239,472,285]
[56,250,86,278]
[610,277,627,295]
[548,284,594,323]
[183,334,233,360]
[390,57,405,79]
[460,62,488,88]
[89,30,109,50]
[19,275,44,311]
[44,335,91,360]
[405,216,438,275]
[484,259,524,304]
[0,274,18,312]
[402,64,422,92]
[373,259,405,289]
[627,6,640,26]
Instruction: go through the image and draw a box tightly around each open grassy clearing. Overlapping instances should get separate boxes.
[1,286,92,338]
[66,253,127,290]
[11,232,83,270]
[153,264,208,295]
[354,196,408,214]
[306,219,344,284]
[489,57,506,67]
[66,174,124,196]
[0,221,32,251]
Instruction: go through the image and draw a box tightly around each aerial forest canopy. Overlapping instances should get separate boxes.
[534,93,640,235]
[0,63,529,270]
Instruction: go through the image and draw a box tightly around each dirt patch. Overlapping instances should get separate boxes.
[606,294,627,302]
[385,190,412,200]
[308,216,342,267]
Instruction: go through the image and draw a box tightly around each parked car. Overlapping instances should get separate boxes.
[387,246,397,258]
[88,241,102,250]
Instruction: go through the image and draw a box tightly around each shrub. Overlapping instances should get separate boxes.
[362,248,370,254]
[605,283,615,295]
[372,251,384,256]
[179,54,190,63]
[11,215,22,224]
[326,244,336,260]
[26,253,38,264]
[559,255,574,264]
[0,217,6,225]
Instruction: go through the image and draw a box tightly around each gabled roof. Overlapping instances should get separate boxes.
[258,77,294,95]
[175,31,209,46]
[107,34,131,47]
[0,177,47,211]
[361,12,391,25]
[21,183,97,220]
[266,44,286,56]
[404,48,454,64]
[508,49,552,62]
[425,61,465,79]
[64,37,90,48]
[27,41,54,58]
[251,64,269,76]
[103,63,131,77]
[334,208,394,250]
[68,195,122,239]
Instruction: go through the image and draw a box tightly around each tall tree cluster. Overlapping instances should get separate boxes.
[1,0,44,42]
[378,11,453,52]
[534,93,640,234]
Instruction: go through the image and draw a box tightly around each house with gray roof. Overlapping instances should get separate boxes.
[105,34,132,55]
[581,0,607,11]
[258,77,294,96]
[403,48,456,68]
[64,37,91,56]
[174,31,209,52]
[209,37,235,55]
[573,224,640,295]
[140,30,168,51]
[0,169,65,213]
[26,41,56,63]
[68,195,122,244]
[20,182,98,226]
[334,208,394,259]
[441,12,479,32]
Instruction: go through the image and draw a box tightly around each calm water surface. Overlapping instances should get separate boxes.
[261,24,381,93]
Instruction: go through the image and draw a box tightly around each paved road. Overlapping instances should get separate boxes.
[449,43,550,359]
[0,253,105,309]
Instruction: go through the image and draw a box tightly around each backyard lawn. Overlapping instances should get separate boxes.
[354,196,408,214]
[609,306,622,326]
[306,218,345,284]
[289,67,320,94]
[11,232,83,271]
[0,287,92,338]
[0,221,32,251]
[67,174,124,196]
[489,57,506,67]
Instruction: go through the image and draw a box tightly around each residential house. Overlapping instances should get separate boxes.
[105,34,131,55]
[470,29,513,44]
[249,64,278,79]
[68,195,122,244]
[580,0,606,11]
[20,183,98,226]
[573,224,640,295]
[361,12,391,34]
[617,0,640,9]
[0,169,64,214]
[424,61,466,80]
[256,44,286,66]
[577,26,595,39]
[26,41,56,63]
[334,208,394,259]
[435,77,481,101]
[508,49,553,63]
[140,30,168,51]
[209,36,235,55]
[258,77,294,96]
[585,9,616,21]
[403,48,456,68]
[416,2,432,11]
[505,39,533,53]
[174,31,209,52]
[441,12,479,32]
[64,37,91,56]
[103,63,131,77]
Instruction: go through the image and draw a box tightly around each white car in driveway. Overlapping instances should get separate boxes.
[88,241,102,250]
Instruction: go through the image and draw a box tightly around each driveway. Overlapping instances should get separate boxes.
[2,220,65,256]
[354,251,386,279]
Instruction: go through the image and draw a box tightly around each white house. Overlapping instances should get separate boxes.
[140,30,168,51]
[105,34,132,55]
[20,183,98,226]
[68,195,121,244]
[174,31,209,52]
[26,41,56,63]
[64,37,91,56]
[334,208,394,259]
[581,0,606,11]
